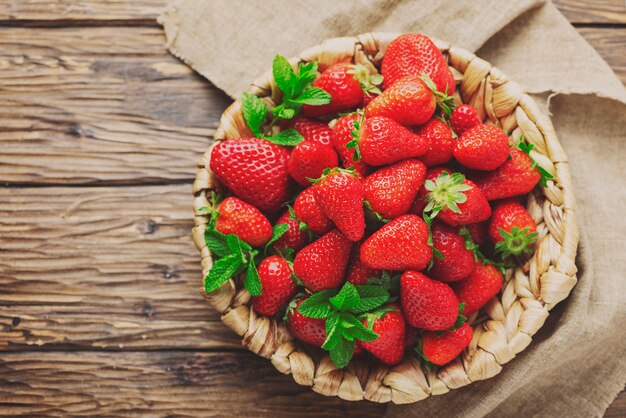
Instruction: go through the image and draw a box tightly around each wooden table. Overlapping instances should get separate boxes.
[0,1,624,416]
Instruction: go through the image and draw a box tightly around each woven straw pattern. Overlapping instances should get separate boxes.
[191,33,579,404]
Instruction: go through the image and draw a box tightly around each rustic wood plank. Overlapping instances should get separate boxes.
[605,390,626,418]
[0,184,245,350]
[0,27,230,185]
[0,351,385,417]
[578,27,626,83]
[0,0,624,24]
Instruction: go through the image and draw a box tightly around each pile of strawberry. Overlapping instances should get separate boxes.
[204,34,552,370]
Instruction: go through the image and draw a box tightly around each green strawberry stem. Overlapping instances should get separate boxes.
[348,64,384,97]
[419,73,456,117]
[495,226,538,258]
[424,171,472,217]
[517,136,554,187]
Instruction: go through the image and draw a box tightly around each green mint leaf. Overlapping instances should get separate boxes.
[273,55,297,98]
[329,335,355,369]
[204,254,243,294]
[225,233,251,261]
[292,61,318,97]
[264,128,304,147]
[339,313,378,342]
[244,261,262,296]
[352,285,390,314]
[329,282,360,311]
[265,223,290,251]
[290,87,332,106]
[322,313,341,350]
[204,227,230,258]
[241,92,267,137]
[298,289,338,319]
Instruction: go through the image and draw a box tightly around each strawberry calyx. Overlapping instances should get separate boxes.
[414,337,434,371]
[424,171,472,217]
[360,304,397,329]
[347,64,384,97]
[423,212,445,271]
[440,303,467,333]
[364,200,390,224]
[309,166,359,185]
[458,226,513,275]
[345,109,366,161]
[495,226,538,258]
[419,73,456,117]
[366,271,401,297]
[517,137,554,187]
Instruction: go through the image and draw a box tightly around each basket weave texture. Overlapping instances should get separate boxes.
[191,33,579,404]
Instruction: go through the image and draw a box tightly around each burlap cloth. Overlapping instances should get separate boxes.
[159,1,626,416]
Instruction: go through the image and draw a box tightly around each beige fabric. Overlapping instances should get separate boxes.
[159,1,626,417]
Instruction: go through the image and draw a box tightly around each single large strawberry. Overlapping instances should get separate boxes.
[381,33,456,94]
[293,187,333,235]
[292,117,332,146]
[414,118,456,167]
[331,114,372,178]
[360,305,406,365]
[401,271,459,331]
[346,241,381,285]
[210,138,292,212]
[419,323,473,366]
[251,256,298,316]
[488,200,538,258]
[214,197,273,247]
[363,159,426,219]
[366,75,437,126]
[293,230,352,291]
[312,168,365,242]
[272,210,309,253]
[357,116,429,166]
[287,298,327,347]
[450,104,481,136]
[287,141,338,186]
[360,215,431,271]
[471,146,541,201]
[454,124,510,171]
[303,63,376,118]
[429,223,476,282]
[453,262,503,315]
[423,170,492,226]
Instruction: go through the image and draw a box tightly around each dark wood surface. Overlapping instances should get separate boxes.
[0,1,623,417]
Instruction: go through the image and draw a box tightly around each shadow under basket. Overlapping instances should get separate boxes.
[191,32,579,404]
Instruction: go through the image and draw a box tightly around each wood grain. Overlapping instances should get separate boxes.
[0,184,243,350]
[0,351,385,417]
[0,27,230,185]
[578,27,626,83]
[0,0,624,24]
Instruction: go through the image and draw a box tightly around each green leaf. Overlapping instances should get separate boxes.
[290,87,332,106]
[265,223,290,251]
[352,285,390,314]
[265,128,304,146]
[292,61,318,96]
[367,271,401,296]
[329,282,360,311]
[329,336,355,369]
[204,254,243,294]
[244,261,262,296]
[273,55,297,98]
[241,92,267,137]
[297,289,338,319]
[271,104,297,120]
[204,228,230,258]
[322,313,341,350]
[339,313,378,342]
[226,234,251,262]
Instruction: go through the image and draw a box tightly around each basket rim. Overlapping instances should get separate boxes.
[191,32,579,404]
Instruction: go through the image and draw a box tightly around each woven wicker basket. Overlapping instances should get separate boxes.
[191,33,579,404]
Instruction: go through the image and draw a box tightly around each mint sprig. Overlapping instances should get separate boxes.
[297,282,391,368]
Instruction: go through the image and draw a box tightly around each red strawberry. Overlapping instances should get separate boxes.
[331,114,372,178]
[360,305,406,365]
[429,223,476,282]
[450,104,481,136]
[381,33,455,94]
[404,326,419,349]
[366,75,436,126]
[460,222,488,247]
[210,138,292,212]
[423,170,492,226]
[471,146,541,201]
[410,166,449,215]
[312,169,365,242]
[251,256,298,316]
[357,116,429,166]
[293,230,352,291]
[214,197,272,247]
[414,118,456,167]
[488,200,538,257]
[293,187,333,235]
[292,117,332,146]
[401,271,459,331]
[453,262,503,315]
[287,298,327,347]
[303,63,364,118]
[420,323,473,366]
[454,124,510,171]
[346,241,381,285]
[272,210,309,253]
[287,141,338,186]
[360,214,431,271]
[363,159,426,219]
